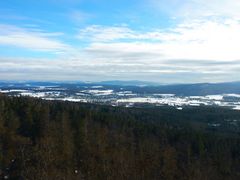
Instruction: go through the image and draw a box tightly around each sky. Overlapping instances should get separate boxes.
[0,0,240,83]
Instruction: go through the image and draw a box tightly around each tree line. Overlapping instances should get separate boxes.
[0,94,240,179]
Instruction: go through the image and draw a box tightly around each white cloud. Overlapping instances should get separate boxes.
[0,47,239,83]
[150,0,240,19]
[2,17,240,83]
[188,0,240,18]
[1,0,240,83]
[78,18,240,61]
[0,24,70,52]
[159,19,240,60]
[77,25,170,42]
[78,25,136,41]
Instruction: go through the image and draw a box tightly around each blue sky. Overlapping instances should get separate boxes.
[0,0,240,83]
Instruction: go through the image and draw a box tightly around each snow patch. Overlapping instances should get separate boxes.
[206,95,223,100]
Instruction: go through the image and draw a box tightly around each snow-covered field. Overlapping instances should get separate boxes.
[116,95,240,109]
[1,87,240,110]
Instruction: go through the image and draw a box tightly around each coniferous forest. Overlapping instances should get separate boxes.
[0,94,240,180]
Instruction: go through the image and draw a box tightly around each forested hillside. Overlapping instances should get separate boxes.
[0,94,240,179]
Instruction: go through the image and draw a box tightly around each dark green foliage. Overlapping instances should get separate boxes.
[0,94,240,179]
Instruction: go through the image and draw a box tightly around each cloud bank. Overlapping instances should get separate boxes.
[0,0,240,83]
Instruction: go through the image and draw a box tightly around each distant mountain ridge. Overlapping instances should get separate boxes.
[98,81,240,95]
[98,80,160,86]
[0,81,240,96]
[139,81,240,96]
